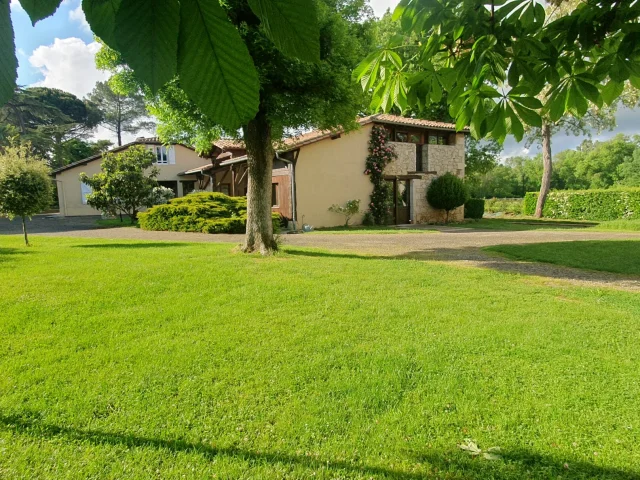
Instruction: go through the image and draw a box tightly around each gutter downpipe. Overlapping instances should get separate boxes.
[275,152,297,229]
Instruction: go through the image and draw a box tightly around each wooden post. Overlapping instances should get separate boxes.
[230,165,236,197]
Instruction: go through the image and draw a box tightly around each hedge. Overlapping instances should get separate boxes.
[464,198,485,220]
[523,189,640,221]
[138,192,280,234]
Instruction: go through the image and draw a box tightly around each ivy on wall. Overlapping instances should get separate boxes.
[364,125,397,225]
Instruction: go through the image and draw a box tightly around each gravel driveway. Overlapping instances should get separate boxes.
[2,215,639,291]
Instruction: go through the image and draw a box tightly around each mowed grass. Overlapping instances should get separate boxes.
[460,217,597,231]
[1,237,640,479]
[311,225,439,234]
[591,219,640,232]
[486,240,640,276]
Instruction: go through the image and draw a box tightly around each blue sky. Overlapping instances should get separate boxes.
[8,0,639,155]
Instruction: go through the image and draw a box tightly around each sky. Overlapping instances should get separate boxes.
[9,0,639,156]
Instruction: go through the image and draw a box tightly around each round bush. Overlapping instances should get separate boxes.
[464,198,485,220]
[427,173,469,222]
[138,192,279,234]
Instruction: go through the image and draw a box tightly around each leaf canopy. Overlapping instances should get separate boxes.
[178,0,260,130]
[355,0,640,143]
[0,0,17,107]
[248,0,320,63]
[19,0,61,24]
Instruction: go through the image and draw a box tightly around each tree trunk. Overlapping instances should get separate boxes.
[242,110,277,255]
[535,122,553,218]
[21,216,29,246]
[117,127,122,147]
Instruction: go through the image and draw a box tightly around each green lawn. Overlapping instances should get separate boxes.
[591,219,640,232]
[311,225,439,234]
[95,218,139,228]
[486,240,640,276]
[460,217,597,231]
[1,236,640,479]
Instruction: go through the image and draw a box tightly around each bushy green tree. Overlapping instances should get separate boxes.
[0,87,102,168]
[0,144,52,245]
[80,146,160,222]
[95,0,375,253]
[617,149,640,187]
[426,173,469,223]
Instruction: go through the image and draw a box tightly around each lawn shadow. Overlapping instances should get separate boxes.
[0,247,33,263]
[284,243,640,291]
[0,413,636,479]
[72,243,189,249]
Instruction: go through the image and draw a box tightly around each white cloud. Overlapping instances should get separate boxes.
[69,5,91,32]
[28,38,109,98]
[9,0,24,12]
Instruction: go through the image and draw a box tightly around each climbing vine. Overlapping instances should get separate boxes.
[364,125,396,224]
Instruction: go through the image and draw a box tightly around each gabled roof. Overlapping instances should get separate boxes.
[207,114,465,155]
[51,138,195,175]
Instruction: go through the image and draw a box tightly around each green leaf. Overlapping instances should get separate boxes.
[575,79,601,106]
[114,0,179,93]
[178,0,260,129]
[248,0,319,63]
[83,0,121,47]
[512,102,542,128]
[566,84,588,116]
[506,104,524,142]
[0,0,17,106]
[430,77,442,103]
[630,76,640,90]
[548,87,567,122]
[19,0,61,24]
[601,80,624,106]
[510,96,542,110]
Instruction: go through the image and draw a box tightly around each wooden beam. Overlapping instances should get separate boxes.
[230,165,236,196]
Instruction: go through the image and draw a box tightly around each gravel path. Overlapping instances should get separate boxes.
[3,216,639,291]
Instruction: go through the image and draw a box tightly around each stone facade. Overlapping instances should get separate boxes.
[384,133,466,224]
[385,142,416,175]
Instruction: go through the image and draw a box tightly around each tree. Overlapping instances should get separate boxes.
[355,0,640,215]
[617,149,640,187]
[87,81,154,147]
[426,172,469,223]
[0,144,52,245]
[0,87,102,168]
[2,0,376,254]
[96,0,374,253]
[79,145,160,222]
[62,139,114,164]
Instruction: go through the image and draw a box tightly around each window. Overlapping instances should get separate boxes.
[428,133,449,145]
[81,182,92,205]
[181,181,196,196]
[409,133,422,143]
[153,145,169,164]
[271,183,278,207]
[395,131,408,142]
[219,184,230,196]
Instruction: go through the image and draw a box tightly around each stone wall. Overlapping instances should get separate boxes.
[424,144,465,177]
[384,141,416,175]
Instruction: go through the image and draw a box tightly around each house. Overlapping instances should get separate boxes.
[186,113,467,226]
[52,114,466,225]
[52,138,226,217]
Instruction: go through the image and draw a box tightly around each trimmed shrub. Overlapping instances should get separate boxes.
[427,173,469,222]
[523,189,640,221]
[464,198,485,220]
[484,197,523,215]
[138,192,280,234]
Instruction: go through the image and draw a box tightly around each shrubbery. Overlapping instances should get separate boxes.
[464,198,485,220]
[427,173,469,223]
[138,192,280,234]
[484,197,523,215]
[523,189,640,220]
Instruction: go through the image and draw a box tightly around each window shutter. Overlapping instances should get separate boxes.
[81,182,92,205]
[168,146,176,164]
